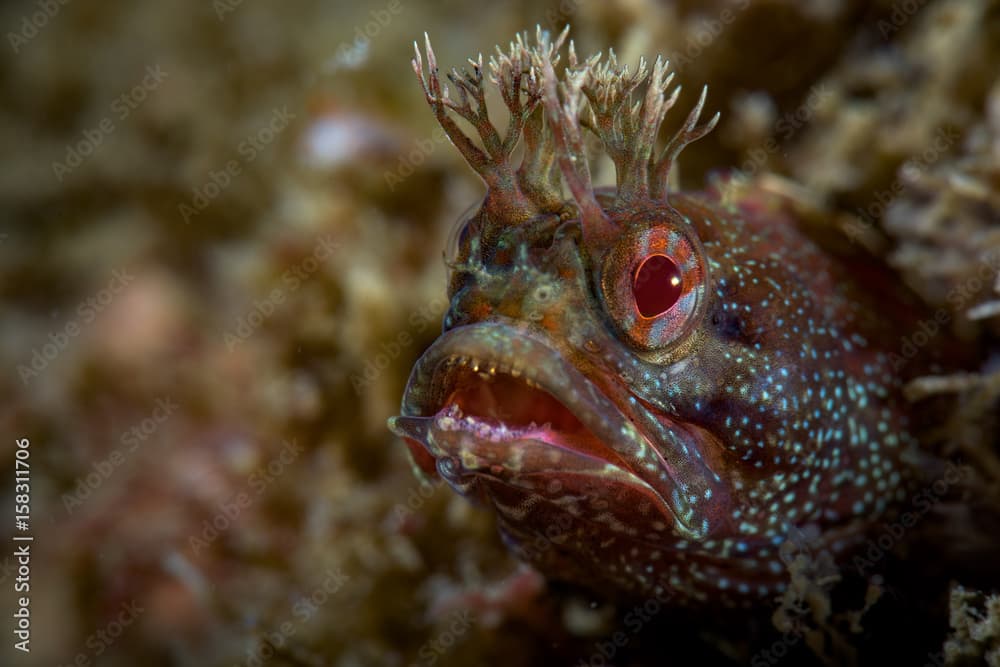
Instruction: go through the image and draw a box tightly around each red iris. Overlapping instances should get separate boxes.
[633,254,683,318]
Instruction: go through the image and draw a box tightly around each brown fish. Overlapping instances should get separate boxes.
[389,27,943,605]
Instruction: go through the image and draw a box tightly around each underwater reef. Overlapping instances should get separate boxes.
[1,0,998,665]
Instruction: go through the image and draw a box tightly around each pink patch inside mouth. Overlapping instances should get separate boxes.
[416,364,631,475]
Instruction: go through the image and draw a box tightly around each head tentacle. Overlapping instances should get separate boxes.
[413,33,546,225]
[535,31,618,250]
[412,25,719,240]
[651,85,720,199]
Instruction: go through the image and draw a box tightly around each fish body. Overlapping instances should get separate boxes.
[390,28,931,604]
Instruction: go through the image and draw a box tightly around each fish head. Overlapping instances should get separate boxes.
[390,28,913,600]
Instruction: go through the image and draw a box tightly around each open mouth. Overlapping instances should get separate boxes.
[388,322,697,531]
[397,358,634,475]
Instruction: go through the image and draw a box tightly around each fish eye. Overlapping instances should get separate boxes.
[599,216,709,354]
[633,254,683,318]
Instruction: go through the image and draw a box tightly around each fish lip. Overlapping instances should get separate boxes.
[390,321,700,535]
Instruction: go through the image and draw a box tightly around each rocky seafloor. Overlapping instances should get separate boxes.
[1,0,999,665]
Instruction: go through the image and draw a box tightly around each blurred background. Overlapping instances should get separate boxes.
[1,0,999,665]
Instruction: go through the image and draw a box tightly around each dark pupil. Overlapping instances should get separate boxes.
[633,254,683,318]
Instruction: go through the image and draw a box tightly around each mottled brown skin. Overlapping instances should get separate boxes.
[390,29,940,606]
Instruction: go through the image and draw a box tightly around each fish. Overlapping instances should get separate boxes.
[388,27,940,605]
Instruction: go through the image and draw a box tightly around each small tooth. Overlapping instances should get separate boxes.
[510,367,522,378]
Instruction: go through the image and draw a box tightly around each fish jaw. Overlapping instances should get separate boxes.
[388,321,733,542]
